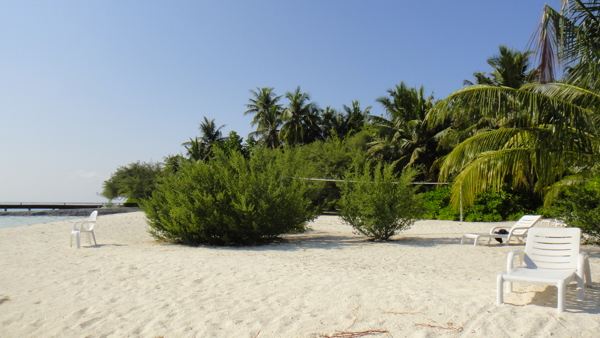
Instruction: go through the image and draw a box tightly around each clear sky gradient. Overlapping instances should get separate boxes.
[1,0,560,202]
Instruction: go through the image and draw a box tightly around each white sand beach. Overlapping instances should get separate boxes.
[0,212,598,337]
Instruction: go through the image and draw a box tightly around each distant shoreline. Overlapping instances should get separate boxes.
[0,207,140,217]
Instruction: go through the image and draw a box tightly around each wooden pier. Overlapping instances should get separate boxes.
[0,203,105,211]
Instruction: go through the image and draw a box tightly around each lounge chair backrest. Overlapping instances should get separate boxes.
[523,227,580,270]
[510,215,541,235]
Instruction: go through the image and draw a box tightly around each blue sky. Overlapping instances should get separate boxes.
[1,0,560,202]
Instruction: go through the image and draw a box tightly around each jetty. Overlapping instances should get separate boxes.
[0,202,105,211]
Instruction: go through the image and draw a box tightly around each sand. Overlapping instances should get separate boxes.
[0,212,598,337]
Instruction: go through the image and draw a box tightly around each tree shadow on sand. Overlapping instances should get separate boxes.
[84,244,128,249]
[397,236,470,247]
[238,231,464,252]
[247,231,367,251]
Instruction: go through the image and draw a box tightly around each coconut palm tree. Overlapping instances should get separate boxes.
[244,87,283,148]
[535,0,600,87]
[342,100,372,136]
[368,83,444,179]
[280,86,321,146]
[248,105,283,149]
[428,1,600,207]
[464,46,537,88]
[442,46,539,152]
[182,117,226,161]
[320,101,371,140]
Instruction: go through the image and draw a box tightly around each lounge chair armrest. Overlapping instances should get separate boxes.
[506,250,524,272]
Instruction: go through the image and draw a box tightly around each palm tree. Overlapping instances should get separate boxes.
[428,1,600,207]
[183,117,226,161]
[320,101,371,140]
[280,86,321,146]
[183,137,204,162]
[342,101,371,136]
[198,117,225,145]
[248,105,283,149]
[535,0,600,87]
[442,46,539,152]
[368,83,444,179]
[320,106,341,140]
[464,46,537,88]
[244,87,283,148]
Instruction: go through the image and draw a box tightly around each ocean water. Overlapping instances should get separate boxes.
[0,216,82,230]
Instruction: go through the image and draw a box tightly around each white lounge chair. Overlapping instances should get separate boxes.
[497,227,592,313]
[460,215,542,246]
[70,210,98,248]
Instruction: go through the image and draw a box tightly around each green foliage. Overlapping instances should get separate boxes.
[421,185,537,221]
[463,191,533,222]
[421,185,459,220]
[289,131,371,210]
[141,148,319,246]
[123,198,139,207]
[338,162,426,241]
[162,154,187,175]
[544,176,600,241]
[182,117,226,161]
[216,130,249,158]
[101,161,163,201]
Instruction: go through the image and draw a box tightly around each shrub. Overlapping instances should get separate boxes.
[546,177,600,241]
[290,132,370,210]
[421,185,537,221]
[421,184,457,220]
[338,162,425,241]
[123,198,139,207]
[141,148,319,246]
[101,161,163,201]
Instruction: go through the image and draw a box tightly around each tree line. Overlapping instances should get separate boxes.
[103,1,600,242]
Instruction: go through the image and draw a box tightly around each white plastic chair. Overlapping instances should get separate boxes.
[461,215,542,246]
[496,227,592,313]
[70,210,98,248]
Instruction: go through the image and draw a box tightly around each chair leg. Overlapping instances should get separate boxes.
[497,274,504,305]
[585,257,592,286]
[557,280,566,313]
[473,236,479,246]
[76,233,81,249]
[576,275,585,301]
[460,235,465,245]
[90,231,97,245]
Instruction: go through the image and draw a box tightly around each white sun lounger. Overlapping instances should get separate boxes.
[461,215,542,246]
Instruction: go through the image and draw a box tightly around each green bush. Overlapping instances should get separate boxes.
[290,132,370,211]
[546,177,600,241]
[421,185,536,221]
[464,190,536,221]
[123,198,139,207]
[101,161,163,201]
[421,185,458,220]
[338,162,425,241]
[141,148,319,246]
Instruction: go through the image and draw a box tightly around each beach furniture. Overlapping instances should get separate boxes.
[496,227,592,313]
[70,210,98,248]
[460,215,542,246]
